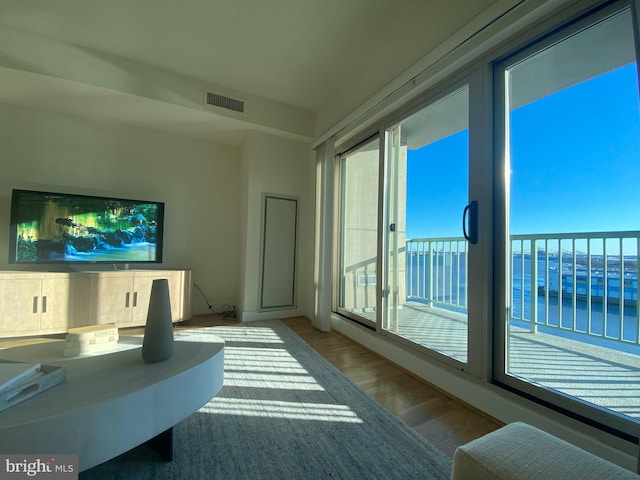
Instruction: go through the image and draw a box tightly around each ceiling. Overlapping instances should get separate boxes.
[0,0,498,144]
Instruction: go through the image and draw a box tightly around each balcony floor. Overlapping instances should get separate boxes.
[361,302,640,421]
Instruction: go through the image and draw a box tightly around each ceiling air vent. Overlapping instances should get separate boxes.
[206,92,244,113]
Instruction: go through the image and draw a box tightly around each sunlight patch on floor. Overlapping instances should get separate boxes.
[202,398,363,423]
[194,326,363,423]
[176,326,285,344]
[222,370,326,390]
[224,347,309,374]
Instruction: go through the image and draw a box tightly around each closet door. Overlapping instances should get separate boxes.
[260,195,298,310]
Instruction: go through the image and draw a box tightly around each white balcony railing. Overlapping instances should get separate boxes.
[406,237,468,311]
[405,231,640,348]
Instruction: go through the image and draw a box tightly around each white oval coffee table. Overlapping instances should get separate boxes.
[0,334,224,472]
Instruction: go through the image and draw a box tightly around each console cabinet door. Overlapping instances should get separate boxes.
[89,274,135,327]
[0,276,43,336]
[40,275,92,332]
[165,271,183,322]
[130,272,155,326]
[130,271,182,325]
[178,270,192,321]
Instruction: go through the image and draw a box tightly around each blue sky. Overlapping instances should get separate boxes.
[406,63,640,240]
[406,130,467,239]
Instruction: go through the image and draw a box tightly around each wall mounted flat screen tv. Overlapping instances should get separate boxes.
[9,189,164,264]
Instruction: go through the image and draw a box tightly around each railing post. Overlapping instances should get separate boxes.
[530,241,538,333]
[428,241,434,308]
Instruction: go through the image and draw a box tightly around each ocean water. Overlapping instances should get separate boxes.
[406,251,639,353]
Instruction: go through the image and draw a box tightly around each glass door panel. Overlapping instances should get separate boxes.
[501,7,640,431]
[337,137,380,327]
[384,86,470,363]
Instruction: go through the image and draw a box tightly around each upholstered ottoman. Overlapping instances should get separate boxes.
[451,422,639,480]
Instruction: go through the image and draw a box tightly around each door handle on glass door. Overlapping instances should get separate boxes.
[463,201,478,245]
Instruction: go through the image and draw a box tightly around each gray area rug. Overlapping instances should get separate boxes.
[80,320,451,479]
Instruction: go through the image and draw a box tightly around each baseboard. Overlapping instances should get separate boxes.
[240,308,305,322]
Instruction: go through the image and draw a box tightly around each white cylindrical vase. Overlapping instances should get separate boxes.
[142,278,174,363]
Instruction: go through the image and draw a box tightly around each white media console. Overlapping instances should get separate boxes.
[0,269,192,338]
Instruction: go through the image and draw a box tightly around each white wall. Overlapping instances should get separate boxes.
[0,20,318,321]
[238,131,314,321]
[0,102,242,314]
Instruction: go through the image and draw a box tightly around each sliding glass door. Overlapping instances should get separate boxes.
[336,136,380,328]
[384,86,471,364]
[496,4,640,436]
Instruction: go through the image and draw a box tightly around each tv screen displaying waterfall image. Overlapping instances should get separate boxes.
[9,189,164,264]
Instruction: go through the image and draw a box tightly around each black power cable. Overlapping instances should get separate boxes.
[193,282,237,319]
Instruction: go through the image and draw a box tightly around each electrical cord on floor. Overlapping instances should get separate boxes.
[193,282,237,319]
[219,304,237,319]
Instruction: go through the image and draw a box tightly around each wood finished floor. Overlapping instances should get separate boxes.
[0,313,501,458]
[282,316,501,457]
